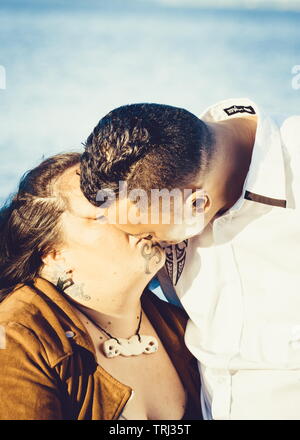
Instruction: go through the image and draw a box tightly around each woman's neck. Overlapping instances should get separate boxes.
[73,293,144,340]
[41,265,147,339]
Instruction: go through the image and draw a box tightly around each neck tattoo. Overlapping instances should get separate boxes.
[82,308,159,358]
[141,242,163,274]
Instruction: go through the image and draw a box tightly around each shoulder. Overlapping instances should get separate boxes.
[0,282,73,367]
[0,283,39,324]
[141,288,189,332]
[141,288,198,372]
[0,282,60,330]
[280,115,300,150]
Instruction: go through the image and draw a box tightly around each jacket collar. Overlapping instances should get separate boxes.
[31,277,191,368]
[32,277,96,366]
[200,97,287,210]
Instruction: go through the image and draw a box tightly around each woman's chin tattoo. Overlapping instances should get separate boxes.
[141,242,163,274]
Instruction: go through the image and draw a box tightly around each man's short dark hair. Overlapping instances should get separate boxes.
[80,103,215,206]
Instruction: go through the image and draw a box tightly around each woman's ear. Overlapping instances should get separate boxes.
[40,249,74,287]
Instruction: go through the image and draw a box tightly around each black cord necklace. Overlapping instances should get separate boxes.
[81,307,159,358]
[87,309,143,344]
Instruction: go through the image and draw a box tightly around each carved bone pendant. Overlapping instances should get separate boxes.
[102,335,159,358]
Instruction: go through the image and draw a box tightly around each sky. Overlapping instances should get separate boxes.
[0,0,299,203]
[153,0,300,10]
[2,0,300,11]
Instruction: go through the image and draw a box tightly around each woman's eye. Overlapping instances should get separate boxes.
[144,234,153,240]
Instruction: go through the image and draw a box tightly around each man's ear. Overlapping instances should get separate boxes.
[184,189,211,215]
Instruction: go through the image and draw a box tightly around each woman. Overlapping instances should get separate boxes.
[0,152,202,420]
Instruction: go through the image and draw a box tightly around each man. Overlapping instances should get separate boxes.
[80,98,300,419]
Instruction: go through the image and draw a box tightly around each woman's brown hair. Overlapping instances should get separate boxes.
[0,152,81,300]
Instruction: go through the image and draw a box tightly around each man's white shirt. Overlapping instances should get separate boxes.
[164,98,300,420]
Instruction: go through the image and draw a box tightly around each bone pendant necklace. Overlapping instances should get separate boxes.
[87,309,159,358]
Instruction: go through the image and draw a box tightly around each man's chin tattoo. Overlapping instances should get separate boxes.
[141,242,163,274]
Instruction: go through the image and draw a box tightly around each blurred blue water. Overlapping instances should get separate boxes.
[0,0,299,204]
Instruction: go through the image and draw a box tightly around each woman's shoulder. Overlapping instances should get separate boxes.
[0,280,75,366]
[0,284,51,362]
[0,280,65,327]
[0,283,39,326]
[141,287,189,335]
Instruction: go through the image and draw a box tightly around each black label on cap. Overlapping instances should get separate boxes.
[224,105,256,116]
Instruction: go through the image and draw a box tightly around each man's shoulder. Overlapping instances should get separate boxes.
[279,115,300,180]
[280,115,300,148]
[141,288,196,364]
[142,288,189,328]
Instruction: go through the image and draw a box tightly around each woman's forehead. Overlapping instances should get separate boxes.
[58,166,97,218]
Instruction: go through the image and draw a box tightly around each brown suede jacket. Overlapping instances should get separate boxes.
[0,277,202,420]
